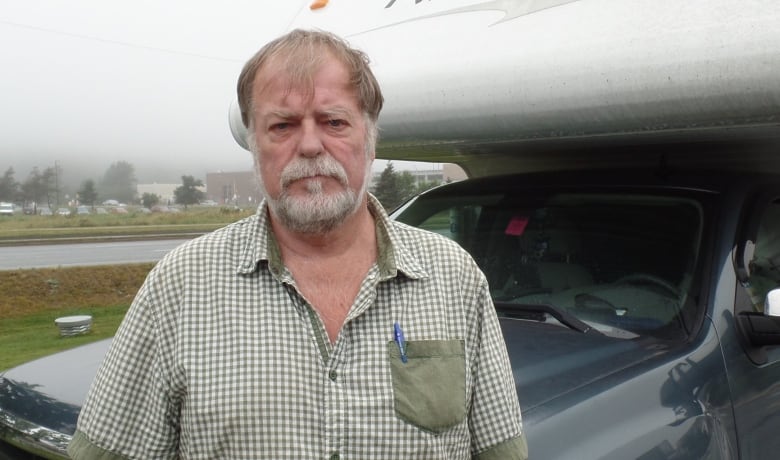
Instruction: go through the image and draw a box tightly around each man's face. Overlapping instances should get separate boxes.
[250,53,374,233]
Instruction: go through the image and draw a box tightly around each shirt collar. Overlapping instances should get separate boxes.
[236,194,428,281]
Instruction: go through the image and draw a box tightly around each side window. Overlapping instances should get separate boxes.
[417,205,481,250]
[746,200,780,311]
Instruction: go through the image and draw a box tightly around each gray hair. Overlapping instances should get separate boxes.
[236,29,384,132]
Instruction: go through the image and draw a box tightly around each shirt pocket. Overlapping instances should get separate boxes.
[388,339,466,433]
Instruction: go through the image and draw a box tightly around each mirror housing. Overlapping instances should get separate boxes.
[737,288,780,352]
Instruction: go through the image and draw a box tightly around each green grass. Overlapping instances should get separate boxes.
[0,304,128,371]
[0,206,253,242]
[0,264,154,371]
[0,208,252,371]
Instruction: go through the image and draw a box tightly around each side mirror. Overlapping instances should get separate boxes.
[737,288,780,354]
[765,288,780,316]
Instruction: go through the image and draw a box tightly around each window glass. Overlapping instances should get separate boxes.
[746,201,780,311]
[403,191,703,341]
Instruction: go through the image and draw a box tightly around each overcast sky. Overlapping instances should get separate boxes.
[0,0,418,189]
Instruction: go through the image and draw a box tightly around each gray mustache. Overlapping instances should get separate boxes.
[280,155,349,188]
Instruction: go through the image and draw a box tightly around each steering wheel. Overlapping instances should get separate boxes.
[613,273,680,297]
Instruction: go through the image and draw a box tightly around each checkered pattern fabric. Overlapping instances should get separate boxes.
[69,194,525,460]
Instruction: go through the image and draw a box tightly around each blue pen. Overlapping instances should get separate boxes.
[394,322,408,363]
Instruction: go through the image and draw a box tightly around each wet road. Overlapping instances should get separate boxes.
[0,239,191,270]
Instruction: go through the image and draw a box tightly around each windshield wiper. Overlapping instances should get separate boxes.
[494,301,603,335]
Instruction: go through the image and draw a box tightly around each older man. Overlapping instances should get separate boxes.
[69,29,526,460]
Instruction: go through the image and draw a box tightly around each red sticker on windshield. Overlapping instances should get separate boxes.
[505,216,529,236]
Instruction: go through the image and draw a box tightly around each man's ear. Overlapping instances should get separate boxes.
[229,98,250,151]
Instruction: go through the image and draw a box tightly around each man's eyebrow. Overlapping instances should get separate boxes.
[318,107,354,119]
[266,109,300,119]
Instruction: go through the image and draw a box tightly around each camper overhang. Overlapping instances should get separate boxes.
[231,0,780,177]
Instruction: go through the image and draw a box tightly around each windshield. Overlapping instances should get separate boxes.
[394,189,703,341]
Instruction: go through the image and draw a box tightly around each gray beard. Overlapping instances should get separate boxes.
[262,154,370,234]
[272,180,359,234]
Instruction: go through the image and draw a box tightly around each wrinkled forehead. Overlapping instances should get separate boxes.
[251,48,350,110]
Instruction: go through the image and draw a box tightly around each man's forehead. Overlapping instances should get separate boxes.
[252,63,359,116]
[252,52,347,94]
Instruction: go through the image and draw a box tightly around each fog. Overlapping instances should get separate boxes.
[1,0,412,193]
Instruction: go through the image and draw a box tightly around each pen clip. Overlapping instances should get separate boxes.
[394,322,408,363]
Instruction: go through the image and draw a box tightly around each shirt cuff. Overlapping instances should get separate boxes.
[474,433,529,460]
[67,430,129,460]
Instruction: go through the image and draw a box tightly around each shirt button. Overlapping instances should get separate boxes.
[328,370,338,381]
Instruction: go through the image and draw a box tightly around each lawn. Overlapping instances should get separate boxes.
[0,207,258,371]
[0,305,128,371]
[0,263,154,371]
[0,206,253,242]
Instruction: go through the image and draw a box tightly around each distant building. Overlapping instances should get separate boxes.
[205,171,262,207]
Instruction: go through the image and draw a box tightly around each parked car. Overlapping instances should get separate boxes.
[55,208,70,216]
[150,204,170,213]
[38,207,52,216]
[0,202,14,216]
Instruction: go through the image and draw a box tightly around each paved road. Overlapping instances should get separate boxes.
[0,239,192,270]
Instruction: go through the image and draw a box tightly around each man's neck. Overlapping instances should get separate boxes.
[269,200,379,344]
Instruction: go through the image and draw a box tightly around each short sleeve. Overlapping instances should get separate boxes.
[468,278,528,460]
[68,267,181,460]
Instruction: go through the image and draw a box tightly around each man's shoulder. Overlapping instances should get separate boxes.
[389,219,474,264]
[390,219,463,247]
[157,213,261,267]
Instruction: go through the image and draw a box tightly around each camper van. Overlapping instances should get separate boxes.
[2,1,780,458]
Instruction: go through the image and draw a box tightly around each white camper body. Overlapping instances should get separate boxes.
[230,0,780,176]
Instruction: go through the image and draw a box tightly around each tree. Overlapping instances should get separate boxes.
[174,175,205,210]
[0,167,18,202]
[371,162,402,210]
[371,163,431,211]
[141,192,160,209]
[40,166,58,208]
[78,179,99,208]
[20,168,42,205]
[20,167,57,208]
[397,171,419,202]
[100,161,137,204]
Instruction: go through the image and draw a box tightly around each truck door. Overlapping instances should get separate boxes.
[728,194,780,459]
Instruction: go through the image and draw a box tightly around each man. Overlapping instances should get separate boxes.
[69,29,526,459]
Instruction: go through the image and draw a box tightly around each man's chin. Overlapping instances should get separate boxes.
[270,191,360,233]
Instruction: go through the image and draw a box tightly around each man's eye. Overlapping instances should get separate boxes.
[327,119,345,128]
[271,122,289,131]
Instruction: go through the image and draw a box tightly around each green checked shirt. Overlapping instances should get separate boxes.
[69,194,527,460]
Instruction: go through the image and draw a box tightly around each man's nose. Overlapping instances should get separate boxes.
[298,120,323,157]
